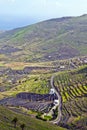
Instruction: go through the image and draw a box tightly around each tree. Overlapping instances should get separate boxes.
[11,117,18,128]
[20,124,26,130]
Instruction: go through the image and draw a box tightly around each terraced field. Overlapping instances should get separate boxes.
[0,14,87,130]
[0,58,87,130]
[54,66,87,129]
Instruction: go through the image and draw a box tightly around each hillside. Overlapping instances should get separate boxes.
[0,106,66,130]
[54,66,87,129]
[0,14,87,62]
[0,64,86,130]
[0,14,87,130]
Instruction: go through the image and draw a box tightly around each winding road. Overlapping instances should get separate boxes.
[50,75,62,125]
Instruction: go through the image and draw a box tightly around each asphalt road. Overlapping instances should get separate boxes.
[50,75,62,125]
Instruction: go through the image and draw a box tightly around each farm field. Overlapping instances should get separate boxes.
[54,65,87,129]
[0,59,87,130]
[0,14,87,130]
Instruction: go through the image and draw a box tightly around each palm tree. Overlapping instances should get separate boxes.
[20,124,26,130]
[11,117,18,128]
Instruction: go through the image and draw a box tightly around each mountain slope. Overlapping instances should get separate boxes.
[0,14,87,62]
[54,65,87,129]
[0,106,66,130]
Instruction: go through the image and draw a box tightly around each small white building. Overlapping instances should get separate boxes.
[49,88,55,94]
[60,66,65,69]
[84,59,87,63]
[54,99,59,106]
[48,55,51,58]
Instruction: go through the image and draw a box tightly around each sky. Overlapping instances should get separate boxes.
[0,0,87,30]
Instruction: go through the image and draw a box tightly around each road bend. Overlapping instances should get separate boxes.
[50,75,62,125]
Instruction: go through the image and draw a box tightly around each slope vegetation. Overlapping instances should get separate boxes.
[54,66,87,129]
[0,106,66,130]
[0,15,87,62]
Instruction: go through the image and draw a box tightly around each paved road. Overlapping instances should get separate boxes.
[50,75,62,125]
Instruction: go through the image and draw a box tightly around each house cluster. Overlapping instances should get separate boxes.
[77,57,87,64]
[49,88,59,106]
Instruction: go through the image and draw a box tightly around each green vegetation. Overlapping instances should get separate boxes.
[0,106,66,130]
[54,66,87,129]
[15,75,49,94]
[0,63,87,130]
[0,74,50,97]
[54,66,87,102]
[20,123,26,130]
[0,15,87,62]
[0,14,87,129]
[11,117,18,128]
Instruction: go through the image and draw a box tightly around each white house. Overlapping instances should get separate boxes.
[84,59,87,63]
[60,66,65,69]
[49,88,55,94]
[54,99,59,106]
